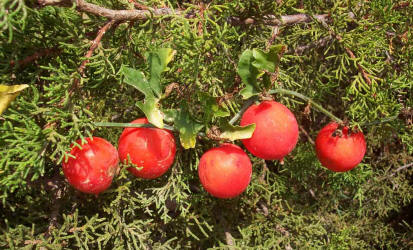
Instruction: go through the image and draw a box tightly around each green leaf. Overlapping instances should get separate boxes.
[237,49,261,99]
[148,48,175,98]
[268,44,285,67]
[121,48,175,128]
[167,108,204,149]
[198,92,230,123]
[215,108,231,118]
[121,66,164,128]
[239,86,260,99]
[220,123,256,141]
[237,45,285,99]
[163,109,176,123]
[252,45,284,72]
[0,84,29,115]
[121,66,152,98]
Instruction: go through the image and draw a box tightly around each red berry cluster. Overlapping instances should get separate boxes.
[63,100,366,198]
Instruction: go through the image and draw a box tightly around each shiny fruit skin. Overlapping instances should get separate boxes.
[62,137,119,194]
[198,143,252,199]
[118,118,176,179]
[315,122,366,172]
[240,100,299,160]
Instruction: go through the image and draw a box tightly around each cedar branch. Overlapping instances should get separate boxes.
[38,0,182,20]
[38,0,347,28]
[68,19,116,97]
[227,13,331,26]
[344,47,372,85]
[316,17,373,85]
[77,19,116,77]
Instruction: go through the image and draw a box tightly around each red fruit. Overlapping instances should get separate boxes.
[315,122,366,172]
[198,143,252,199]
[240,100,299,160]
[62,137,119,194]
[118,118,176,179]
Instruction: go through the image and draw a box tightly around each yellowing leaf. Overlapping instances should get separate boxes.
[0,84,29,115]
[221,123,256,141]
[136,98,165,129]
[164,108,204,149]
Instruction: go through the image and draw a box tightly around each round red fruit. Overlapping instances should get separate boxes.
[62,137,119,194]
[118,118,176,179]
[315,122,366,172]
[240,100,299,160]
[198,143,252,199]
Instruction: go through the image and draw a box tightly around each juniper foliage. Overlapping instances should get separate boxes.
[1,0,412,248]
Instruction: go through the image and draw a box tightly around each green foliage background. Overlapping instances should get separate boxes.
[1,0,412,248]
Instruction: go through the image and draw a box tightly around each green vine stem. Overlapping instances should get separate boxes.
[94,92,397,132]
[93,122,175,131]
[268,88,344,124]
[228,96,259,125]
[93,121,208,137]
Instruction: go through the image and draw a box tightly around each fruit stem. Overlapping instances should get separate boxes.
[94,122,208,137]
[268,88,344,124]
[229,96,259,125]
[93,122,176,131]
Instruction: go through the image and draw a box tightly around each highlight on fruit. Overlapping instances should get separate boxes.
[198,143,252,199]
[62,137,119,194]
[118,118,177,179]
[240,100,299,161]
[315,122,367,172]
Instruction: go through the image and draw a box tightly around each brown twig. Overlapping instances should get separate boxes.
[38,0,182,21]
[67,19,116,97]
[344,47,372,85]
[299,125,315,145]
[38,0,347,29]
[10,48,60,68]
[290,35,333,55]
[267,26,280,49]
[197,2,206,36]
[390,162,413,177]
[316,16,373,85]
[228,13,332,26]
[77,20,116,77]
